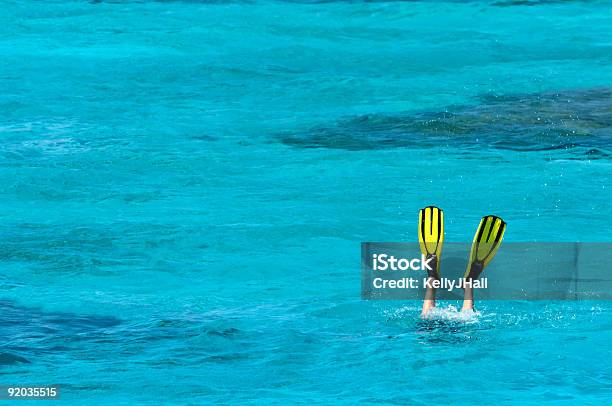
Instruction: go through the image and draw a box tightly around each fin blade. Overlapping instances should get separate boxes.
[483,218,506,267]
[418,206,444,257]
[465,215,507,278]
[476,216,494,259]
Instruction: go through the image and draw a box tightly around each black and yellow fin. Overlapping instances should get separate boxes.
[418,206,444,278]
[464,215,506,280]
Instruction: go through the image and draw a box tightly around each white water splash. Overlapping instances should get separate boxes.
[384,304,482,324]
[422,305,481,323]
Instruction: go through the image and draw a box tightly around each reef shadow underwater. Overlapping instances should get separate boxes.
[279,87,612,159]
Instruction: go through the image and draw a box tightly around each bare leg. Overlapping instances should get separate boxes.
[421,277,436,317]
[462,283,474,312]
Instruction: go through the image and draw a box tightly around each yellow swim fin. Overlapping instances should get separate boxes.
[464,215,507,280]
[418,206,444,279]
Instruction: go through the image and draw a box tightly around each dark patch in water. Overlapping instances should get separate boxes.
[492,0,571,6]
[0,300,121,366]
[279,87,612,157]
[203,353,250,363]
[206,327,240,337]
[415,319,488,344]
[191,134,216,141]
[0,352,31,365]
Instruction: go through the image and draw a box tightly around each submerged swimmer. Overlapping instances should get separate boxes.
[418,206,506,318]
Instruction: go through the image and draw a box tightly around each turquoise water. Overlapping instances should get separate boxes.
[1,0,611,403]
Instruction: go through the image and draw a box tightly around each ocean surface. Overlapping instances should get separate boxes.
[1,0,611,403]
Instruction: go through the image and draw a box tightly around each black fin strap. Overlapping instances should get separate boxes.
[466,261,484,281]
[426,255,439,280]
